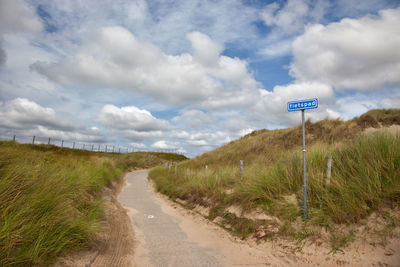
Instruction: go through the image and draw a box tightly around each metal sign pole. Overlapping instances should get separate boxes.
[302,109,308,220]
[287,98,318,221]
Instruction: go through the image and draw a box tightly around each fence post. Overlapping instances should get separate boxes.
[112,146,115,153]
[83,144,85,150]
[240,160,244,178]
[325,155,332,186]
[73,142,75,149]
[32,136,35,145]
[61,140,64,148]
[164,162,168,169]
[92,144,94,151]
[13,135,16,142]
[205,165,208,172]
[48,137,51,145]
[168,162,172,172]
[119,148,121,153]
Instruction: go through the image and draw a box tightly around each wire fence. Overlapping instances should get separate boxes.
[0,134,184,155]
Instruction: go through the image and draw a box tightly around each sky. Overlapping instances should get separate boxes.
[0,0,400,157]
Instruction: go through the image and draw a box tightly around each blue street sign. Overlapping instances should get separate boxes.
[287,98,318,112]
[287,97,318,220]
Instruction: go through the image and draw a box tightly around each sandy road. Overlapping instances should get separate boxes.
[118,170,291,267]
[118,170,222,266]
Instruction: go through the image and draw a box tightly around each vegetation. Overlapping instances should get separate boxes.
[0,141,186,266]
[149,109,400,249]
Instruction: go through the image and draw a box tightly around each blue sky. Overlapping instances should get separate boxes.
[0,0,400,157]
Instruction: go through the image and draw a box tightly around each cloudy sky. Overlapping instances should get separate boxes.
[0,0,399,157]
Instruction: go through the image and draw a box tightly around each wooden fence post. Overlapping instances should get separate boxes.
[325,155,332,186]
[73,142,75,149]
[61,140,64,148]
[32,136,35,145]
[92,144,94,151]
[112,146,115,153]
[48,137,51,145]
[205,165,208,172]
[240,160,244,178]
[105,145,108,152]
[13,135,16,142]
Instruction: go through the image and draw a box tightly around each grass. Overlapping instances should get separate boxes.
[0,141,186,266]
[148,109,400,250]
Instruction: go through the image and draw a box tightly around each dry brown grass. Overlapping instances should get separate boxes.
[181,109,400,170]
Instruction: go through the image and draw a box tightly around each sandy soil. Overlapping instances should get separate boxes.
[54,175,135,267]
[155,194,400,266]
[152,183,400,267]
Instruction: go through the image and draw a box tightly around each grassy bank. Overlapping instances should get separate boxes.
[149,109,400,249]
[0,141,186,266]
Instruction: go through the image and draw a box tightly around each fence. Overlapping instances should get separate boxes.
[0,134,184,155]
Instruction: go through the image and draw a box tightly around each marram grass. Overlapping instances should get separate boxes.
[0,142,186,266]
[149,130,400,241]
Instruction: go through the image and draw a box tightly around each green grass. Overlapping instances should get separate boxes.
[0,141,186,266]
[149,109,400,250]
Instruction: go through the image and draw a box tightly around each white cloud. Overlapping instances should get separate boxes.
[335,96,379,120]
[0,0,43,67]
[170,130,191,139]
[261,0,309,35]
[187,31,223,67]
[0,0,42,34]
[0,31,58,103]
[256,82,334,112]
[96,104,168,141]
[0,38,5,66]
[173,130,232,147]
[290,7,400,90]
[34,126,105,142]
[130,142,147,149]
[172,109,214,129]
[32,26,260,109]
[380,96,400,109]
[257,0,329,58]
[24,0,260,55]
[116,129,163,141]
[258,38,294,58]
[0,98,105,141]
[0,98,62,129]
[334,0,398,18]
[97,104,170,131]
[224,117,255,133]
[252,82,337,125]
[151,140,180,150]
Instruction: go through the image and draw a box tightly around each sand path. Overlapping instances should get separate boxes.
[118,170,291,267]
